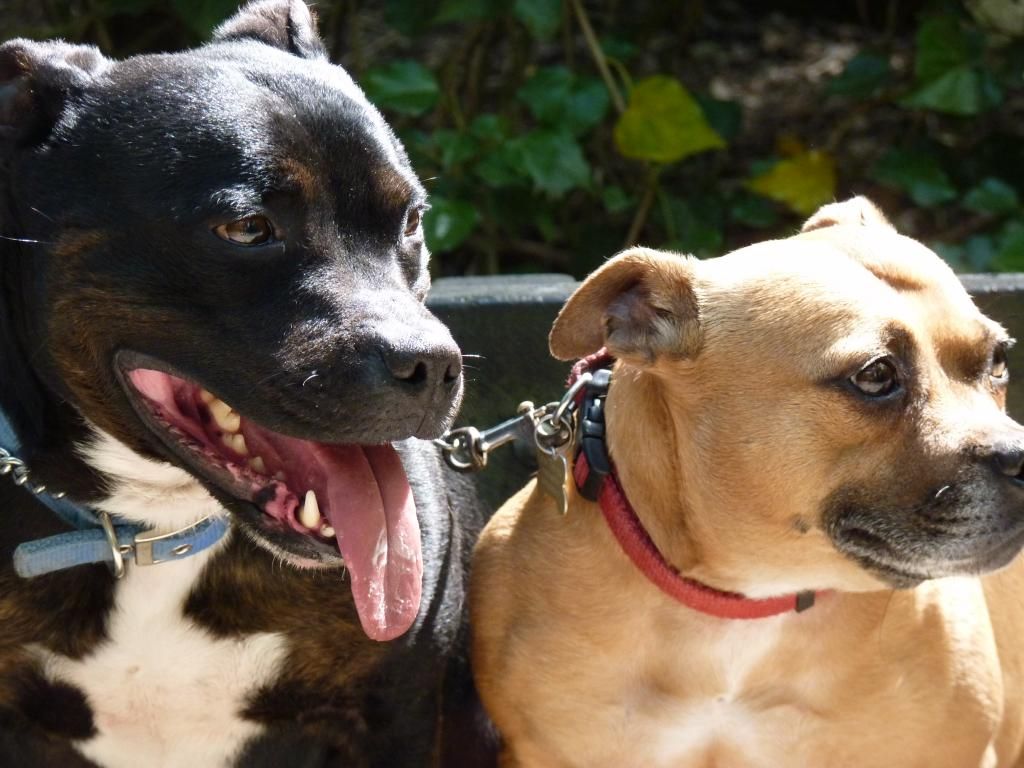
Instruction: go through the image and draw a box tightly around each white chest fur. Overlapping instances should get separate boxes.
[637,619,787,768]
[27,430,289,768]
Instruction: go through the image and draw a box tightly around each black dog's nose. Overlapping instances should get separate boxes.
[990,444,1024,480]
[381,344,462,391]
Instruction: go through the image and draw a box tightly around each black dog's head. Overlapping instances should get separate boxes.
[0,0,462,640]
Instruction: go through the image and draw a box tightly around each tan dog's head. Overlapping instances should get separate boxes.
[551,197,1024,594]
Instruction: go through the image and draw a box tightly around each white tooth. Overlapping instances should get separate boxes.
[299,490,321,529]
[320,523,336,538]
[231,433,248,455]
[209,399,241,433]
[249,456,267,473]
[274,471,286,482]
[199,389,216,404]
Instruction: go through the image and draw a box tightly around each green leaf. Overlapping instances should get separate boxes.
[517,67,572,122]
[614,76,725,164]
[563,77,611,136]
[902,65,1003,115]
[474,143,527,187]
[747,149,837,216]
[659,195,724,257]
[827,52,892,98]
[730,193,780,228]
[602,185,634,214]
[968,0,1024,36]
[432,129,480,169]
[964,234,998,271]
[468,113,509,142]
[517,67,609,135]
[872,148,957,207]
[964,178,1020,215]
[362,60,440,116]
[993,220,1024,271]
[513,0,561,39]
[424,197,479,252]
[435,0,505,23]
[694,95,742,143]
[385,0,443,35]
[600,36,637,62]
[914,15,977,83]
[515,129,591,196]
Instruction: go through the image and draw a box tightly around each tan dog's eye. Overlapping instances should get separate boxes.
[214,216,275,246]
[851,358,900,397]
[992,346,1009,380]
[404,207,423,237]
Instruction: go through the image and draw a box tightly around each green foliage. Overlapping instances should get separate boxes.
[362,61,441,116]
[8,0,1023,275]
[902,14,1003,115]
[872,148,958,207]
[827,52,891,98]
[964,178,1020,216]
[513,0,562,40]
[424,196,480,252]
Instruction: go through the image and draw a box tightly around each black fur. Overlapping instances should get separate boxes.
[0,1,491,765]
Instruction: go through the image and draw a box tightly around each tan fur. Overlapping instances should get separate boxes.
[472,198,1024,767]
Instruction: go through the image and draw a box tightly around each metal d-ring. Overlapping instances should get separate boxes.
[98,511,126,580]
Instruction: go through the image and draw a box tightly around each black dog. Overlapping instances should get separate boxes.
[0,1,488,765]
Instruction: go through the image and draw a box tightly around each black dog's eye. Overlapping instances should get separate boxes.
[992,345,1009,381]
[851,358,900,397]
[404,207,423,237]
[214,216,276,246]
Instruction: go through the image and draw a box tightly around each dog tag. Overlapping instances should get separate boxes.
[537,447,570,515]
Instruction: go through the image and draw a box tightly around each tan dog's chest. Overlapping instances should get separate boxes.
[474,489,1008,768]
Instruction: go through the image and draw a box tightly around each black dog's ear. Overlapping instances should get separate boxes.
[213,0,327,59]
[0,39,107,148]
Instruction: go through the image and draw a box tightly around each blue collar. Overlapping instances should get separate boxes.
[1,403,229,579]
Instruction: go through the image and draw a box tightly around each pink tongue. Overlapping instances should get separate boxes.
[310,444,422,641]
[245,434,424,642]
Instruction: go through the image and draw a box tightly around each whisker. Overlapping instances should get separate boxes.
[30,206,56,223]
[0,234,51,245]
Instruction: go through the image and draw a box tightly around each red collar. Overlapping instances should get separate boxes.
[570,353,820,620]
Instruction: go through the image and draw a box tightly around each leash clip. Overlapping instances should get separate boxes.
[436,401,555,472]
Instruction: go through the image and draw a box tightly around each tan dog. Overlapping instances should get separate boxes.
[470,198,1024,768]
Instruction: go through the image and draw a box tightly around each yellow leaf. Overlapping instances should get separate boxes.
[747,150,837,216]
[613,76,725,164]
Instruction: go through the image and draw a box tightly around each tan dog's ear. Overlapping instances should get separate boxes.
[549,247,701,363]
[801,196,895,232]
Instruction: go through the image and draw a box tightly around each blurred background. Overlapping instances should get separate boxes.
[2,0,1022,278]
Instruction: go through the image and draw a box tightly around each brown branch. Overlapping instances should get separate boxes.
[569,0,626,114]
[623,166,659,248]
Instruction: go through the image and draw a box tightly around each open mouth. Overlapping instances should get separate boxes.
[119,362,422,642]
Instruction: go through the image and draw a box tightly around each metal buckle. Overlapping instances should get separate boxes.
[98,511,127,580]
[132,516,211,566]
